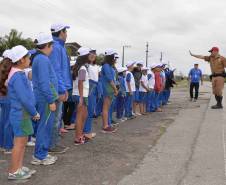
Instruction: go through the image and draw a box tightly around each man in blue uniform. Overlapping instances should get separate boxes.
[188,63,203,102]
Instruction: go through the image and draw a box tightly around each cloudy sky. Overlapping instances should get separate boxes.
[1,0,226,75]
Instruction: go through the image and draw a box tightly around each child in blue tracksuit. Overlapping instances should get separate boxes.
[83,49,99,139]
[0,94,13,154]
[116,67,127,122]
[101,49,119,133]
[125,61,136,119]
[95,77,104,117]
[146,69,156,112]
[49,23,72,152]
[2,45,40,180]
[31,33,59,165]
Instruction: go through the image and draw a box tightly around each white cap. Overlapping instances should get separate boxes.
[105,48,117,56]
[35,32,53,45]
[141,67,148,71]
[126,60,136,68]
[2,49,13,60]
[11,45,29,63]
[77,47,91,56]
[150,63,158,69]
[51,23,70,33]
[136,60,144,66]
[117,67,127,73]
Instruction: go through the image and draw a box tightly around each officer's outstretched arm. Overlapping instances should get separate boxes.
[189,50,205,60]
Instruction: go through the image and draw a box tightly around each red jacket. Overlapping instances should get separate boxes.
[154,72,163,93]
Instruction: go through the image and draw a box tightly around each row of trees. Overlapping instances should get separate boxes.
[0,29,35,55]
[0,29,105,65]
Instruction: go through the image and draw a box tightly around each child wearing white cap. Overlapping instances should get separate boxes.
[101,49,119,133]
[125,61,136,119]
[139,67,149,115]
[0,45,40,180]
[83,48,99,139]
[72,47,91,144]
[30,33,59,165]
[146,68,156,112]
[49,23,72,152]
[115,67,127,122]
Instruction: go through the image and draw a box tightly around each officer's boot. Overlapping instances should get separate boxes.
[211,95,223,109]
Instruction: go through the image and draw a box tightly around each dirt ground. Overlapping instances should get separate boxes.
[0,87,210,185]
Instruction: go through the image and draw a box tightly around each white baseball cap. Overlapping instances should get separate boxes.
[2,49,13,60]
[126,60,136,68]
[150,63,158,69]
[11,45,29,63]
[51,23,70,33]
[105,48,117,56]
[136,61,144,66]
[77,47,91,56]
[35,32,53,45]
[117,67,127,73]
[141,67,148,71]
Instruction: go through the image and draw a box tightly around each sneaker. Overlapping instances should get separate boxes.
[122,117,128,121]
[26,141,35,147]
[135,113,142,116]
[8,168,31,180]
[101,126,117,134]
[4,149,12,154]
[127,115,136,120]
[193,99,197,102]
[111,120,119,126]
[22,166,36,175]
[48,145,69,154]
[74,137,86,146]
[0,147,5,152]
[31,154,57,165]
[60,128,69,134]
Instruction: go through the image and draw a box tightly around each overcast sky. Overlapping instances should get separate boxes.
[1,0,226,75]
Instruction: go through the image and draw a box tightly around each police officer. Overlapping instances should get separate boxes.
[189,47,226,109]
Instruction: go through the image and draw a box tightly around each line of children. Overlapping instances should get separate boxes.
[0,24,175,181]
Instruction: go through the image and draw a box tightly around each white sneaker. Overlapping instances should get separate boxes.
[22,166,36,175]
[8,168,31,180]
[31,154,57,165]
[122,117,128,121]
[27,141,35,147]
[135,113,142,116]
[4,149,12,154]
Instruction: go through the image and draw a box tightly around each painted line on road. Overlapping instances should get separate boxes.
[222,123,226,177]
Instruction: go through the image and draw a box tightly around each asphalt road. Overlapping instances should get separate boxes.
[0,85,212,185]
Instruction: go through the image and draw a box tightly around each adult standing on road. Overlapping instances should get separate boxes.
[189,47,226,109]
[188,63,203,102]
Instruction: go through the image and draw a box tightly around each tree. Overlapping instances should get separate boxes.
[96,53,104,65]
[0,29,35,55]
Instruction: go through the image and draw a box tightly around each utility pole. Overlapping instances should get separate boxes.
[146,42,149,67]
[160,52,163,62]
[122,45,131,67]
[122,46,125,67]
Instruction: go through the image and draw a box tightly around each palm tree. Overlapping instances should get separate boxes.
[0,29,35,55]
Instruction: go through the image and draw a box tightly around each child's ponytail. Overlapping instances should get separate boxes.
[0,58,13,96]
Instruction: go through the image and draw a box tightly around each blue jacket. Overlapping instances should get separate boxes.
[8,71,37,117]
[118,75,126,96]
[32,51,58,104]
[49,37,72,95]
